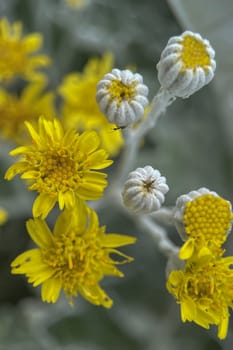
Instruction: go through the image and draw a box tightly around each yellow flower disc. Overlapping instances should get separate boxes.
[180,34,211,71]
[183,194,233,246]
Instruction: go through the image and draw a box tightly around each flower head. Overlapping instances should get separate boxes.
[173,188,233,259]
[96,68,149,127]
[0,17,50,82]
[157,31,216,98]
[0,79,55,144]
[11,204,136,306]
[167,254,233,339]
[122,166,169,214]
[59,53,123,156]
[5,116,112,218]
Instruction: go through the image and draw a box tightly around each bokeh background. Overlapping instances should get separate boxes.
[0,0,233,349]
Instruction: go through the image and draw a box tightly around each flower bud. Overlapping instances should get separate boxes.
[157,31,216,98]
[122,166,169,214]
[96,68,149,127]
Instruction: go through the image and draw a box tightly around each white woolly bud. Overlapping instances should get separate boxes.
[157,31,216,98]
[122,166,169,214]
[96,68,149,127]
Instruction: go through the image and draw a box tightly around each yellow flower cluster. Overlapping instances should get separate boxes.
[1,17,136,307]
[5,115,136,306]
[167,190,233,339]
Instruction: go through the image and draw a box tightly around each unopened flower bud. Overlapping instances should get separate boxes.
[122,166,169,214]
[96,68,149,127]
[157,31,216,98]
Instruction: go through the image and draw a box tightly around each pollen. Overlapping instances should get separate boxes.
[183,194,233,242]
[107,79,136,106]
[180,34,211,71]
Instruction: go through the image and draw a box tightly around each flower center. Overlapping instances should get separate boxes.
[184,260,233,303]
[41,230,102,296]
[36,149,80,194]
[107,79,136,105]
[142,178,155,193]
[183,194,233,244]
[180,34,211,71]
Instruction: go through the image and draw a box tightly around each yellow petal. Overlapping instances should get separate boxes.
[4,162,29,180]
[23,33,42,52]
[180,299,196,322]
[77,130,100,153]
[41,278,62,303]
[218,313,229,340]
[25,121,41,144]
[79,281,113,308]
[102,234,136,247]
[32,193,57,219]
[84,149,113,169]
[179,238,195,260]
[26,218,54,248]
[11,249,41,272]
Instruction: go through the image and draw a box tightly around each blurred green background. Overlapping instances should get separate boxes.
[1,0,233,349]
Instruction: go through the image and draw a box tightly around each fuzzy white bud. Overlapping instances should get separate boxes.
[122,166,169,214]
[157,31,216,98]
[96,68,149,127]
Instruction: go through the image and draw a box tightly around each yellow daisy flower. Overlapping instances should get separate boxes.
[167,254,233,339]
[59,53,124,156]
[0,79,55,144]
[0,17,50,82]
[11,204,136,306]
[5,116,113,218]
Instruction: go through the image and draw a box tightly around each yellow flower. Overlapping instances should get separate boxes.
[173,188,233,259]
[11,204,136,306]
[59,53,124,156]
[0,17,50,82]
[5,116,113,218]
[167,254,233,339]
[0,79,55,144]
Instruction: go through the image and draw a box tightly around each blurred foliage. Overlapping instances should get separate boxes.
[0,0,233,349]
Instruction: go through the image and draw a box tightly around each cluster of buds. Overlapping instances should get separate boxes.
[96,30,216,127]
[95,29,232,340]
